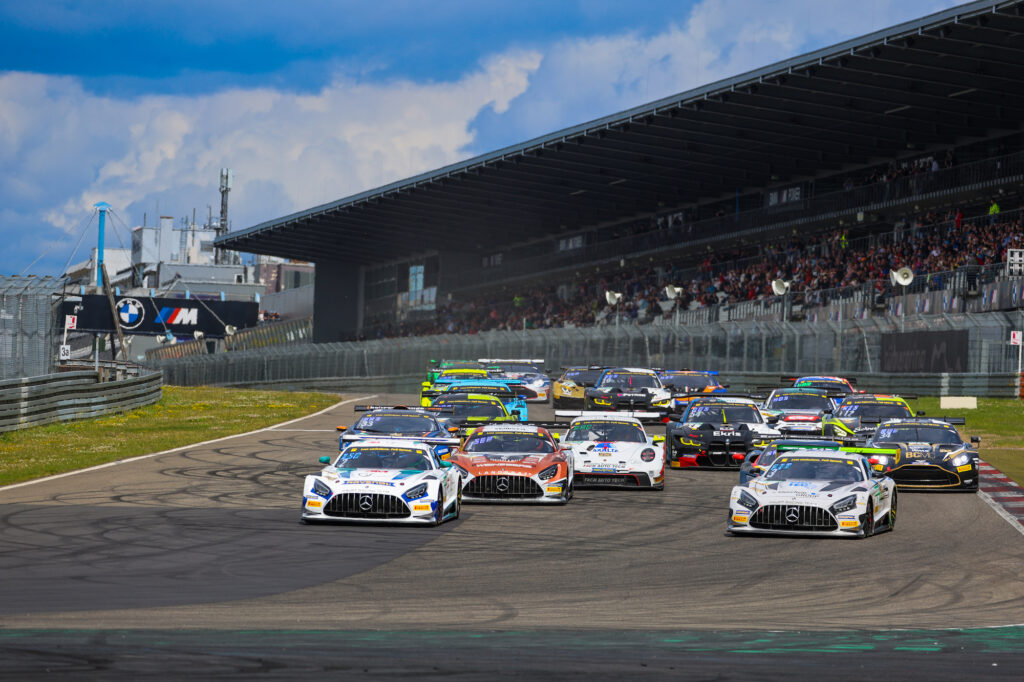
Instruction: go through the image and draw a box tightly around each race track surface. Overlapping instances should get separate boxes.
[2,393,1023,677]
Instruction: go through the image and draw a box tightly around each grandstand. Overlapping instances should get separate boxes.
[217,0,1024,343]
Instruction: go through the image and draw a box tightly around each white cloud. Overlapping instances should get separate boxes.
[0,0,962,274]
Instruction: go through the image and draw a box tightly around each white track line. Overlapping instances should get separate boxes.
[979,490,1024,538]
[0,394,377,494]
[266,429,339,432]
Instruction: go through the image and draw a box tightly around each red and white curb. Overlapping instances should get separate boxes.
[979,460,1024,537]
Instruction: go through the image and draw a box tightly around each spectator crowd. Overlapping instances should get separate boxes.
[368,206,1022,339]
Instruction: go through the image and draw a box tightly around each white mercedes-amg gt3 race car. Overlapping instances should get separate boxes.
[728,450,896,538]
[302,438,461,525]
[562,413,665,489]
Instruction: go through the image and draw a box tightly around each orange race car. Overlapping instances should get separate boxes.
[448,423,574,504]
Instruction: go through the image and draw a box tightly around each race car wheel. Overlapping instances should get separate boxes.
[888,491,897,529]
[435,489,445,526]
[453,488,462,520]
[861,506,875,538]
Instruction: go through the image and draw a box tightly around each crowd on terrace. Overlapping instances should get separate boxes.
[371,205,1022,339]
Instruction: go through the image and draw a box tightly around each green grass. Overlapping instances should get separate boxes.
[913,397,1024,484]
[0,386,339,487]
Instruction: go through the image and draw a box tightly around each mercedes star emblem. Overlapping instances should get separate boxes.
[359,495,374,512]
[496,477,510,492]
[786,506,800,524]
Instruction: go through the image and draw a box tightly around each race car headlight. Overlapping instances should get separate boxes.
[652,399,671,407]
[640,448,657,462]
[830,494,858,514]
[737,490,759,511]
[404,483,429,500]
[312,478,332,498]
[950,453,970,467]
[593,398,611,405]
[538,465,560,481]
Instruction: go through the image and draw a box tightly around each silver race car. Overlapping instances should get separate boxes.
[728,450,896,538]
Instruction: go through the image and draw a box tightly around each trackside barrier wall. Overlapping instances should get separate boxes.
[0,370,163,433]
[147,311,1024,396]
[0,276,63,381]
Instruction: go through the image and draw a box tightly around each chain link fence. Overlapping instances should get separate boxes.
[0,276,64,381]
[149,309,1024,390]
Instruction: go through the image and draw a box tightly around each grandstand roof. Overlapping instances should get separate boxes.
[219,0,1024,264]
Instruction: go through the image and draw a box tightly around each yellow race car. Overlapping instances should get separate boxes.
[421,368,494,406]
[552,366,608,409]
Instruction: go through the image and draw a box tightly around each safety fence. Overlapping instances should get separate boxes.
[0,276,64,381]
[145,317,313,361]
[0,369,163,433]
[147,310,1024,395]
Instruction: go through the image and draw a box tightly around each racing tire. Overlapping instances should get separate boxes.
[453,488,462,520]
[434,489,445,526]
[887,491,897,530]
[860,505,875,539]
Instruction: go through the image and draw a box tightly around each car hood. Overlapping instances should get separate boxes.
[318,467,435,491]
[893,442,967,462]
[749,478,864,498]
[450,452,563,474]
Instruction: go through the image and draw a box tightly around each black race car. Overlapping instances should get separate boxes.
[665,397,781,469]
[583,367,674,414]
[865,418,980,491]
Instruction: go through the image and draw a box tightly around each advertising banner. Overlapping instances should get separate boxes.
[61,295,257,338]
[880,329,969,373]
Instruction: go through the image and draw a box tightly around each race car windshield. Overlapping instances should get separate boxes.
[353,414,437,434]
[435,401,506,419]
[766,394,831,410]
[335,447,433,470]
[836,402,912,419]
[564,422,647,443]
[764,459,865,482]
[796,380,852,393]
[599,373,661,389]
[561,369,603,385]
[662,375,716,390]
[687,404,762,423]
[446,384,512,395]
[492,364,541,374]
[873,425,962,444]
[463,433,555,453]
[437,370,487,382]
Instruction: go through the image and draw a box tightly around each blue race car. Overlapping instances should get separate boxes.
[438,380,529,420]
[337,405,461,458]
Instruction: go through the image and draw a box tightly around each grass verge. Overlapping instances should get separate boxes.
[0,386,339,487]
[914,397,1024,485]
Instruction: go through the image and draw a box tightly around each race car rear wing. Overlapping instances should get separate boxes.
[478,358,545,364]
[341,433,461,446]
[353,405,454,413]
[781,376,857,385]
[857,416,965,425]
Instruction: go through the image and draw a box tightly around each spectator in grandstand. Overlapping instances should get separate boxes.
[989,198,1000,225]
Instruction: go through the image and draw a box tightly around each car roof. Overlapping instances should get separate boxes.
[772,387,830,394]
[569,414,644,426]
[341,437,434,452]
[475,423,549,434]
[434,392,505,404]
[877,419,955,427]
[773,449,869,463]
[841,394,907,403]
[358,409,438,418]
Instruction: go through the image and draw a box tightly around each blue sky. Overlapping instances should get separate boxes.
[0,0,961,276]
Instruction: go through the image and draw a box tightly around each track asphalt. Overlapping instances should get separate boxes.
[2,393,1023,678]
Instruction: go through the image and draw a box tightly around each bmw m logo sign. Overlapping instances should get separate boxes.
[115,298,145,330]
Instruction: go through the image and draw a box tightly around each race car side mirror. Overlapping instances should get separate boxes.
[422,381,431,389]
[552,433,560,441]
[766,416,779,424]
[318,456,331,464]
[438,460,453,469]
[448,426,459,433]
[336,425,347,432]
[917,411,926,416]
[971,436,981,443]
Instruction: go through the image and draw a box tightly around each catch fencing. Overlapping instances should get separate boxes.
[0,368,163,433]
[148,310,1024,396]
[0,276,64,381]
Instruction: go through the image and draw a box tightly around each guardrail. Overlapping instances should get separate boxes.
[0,370,163,433]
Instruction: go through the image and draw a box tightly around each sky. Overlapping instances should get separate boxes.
[0,0,965,276]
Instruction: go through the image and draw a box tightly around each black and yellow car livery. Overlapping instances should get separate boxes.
[421,368,494,406]
[552,366,607,409]
[865,418,980,491]
[823,394,918,439]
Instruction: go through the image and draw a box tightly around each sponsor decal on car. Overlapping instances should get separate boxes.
[957,464,973,472]
[546,485,563,493]
[731,515,749,523]
[306,499,322,508]
[412,503,431,511]
[839,520,859,528]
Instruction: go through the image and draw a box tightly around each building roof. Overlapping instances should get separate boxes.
[218,0,1024,265]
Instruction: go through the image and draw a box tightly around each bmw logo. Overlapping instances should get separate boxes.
[116,298,145,330]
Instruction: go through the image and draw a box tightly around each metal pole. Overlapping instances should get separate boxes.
[94,202,110,287]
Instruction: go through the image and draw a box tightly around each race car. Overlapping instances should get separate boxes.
[337,405,460,454]
[822,394,917,439]
[429,393,520,431]
[561,413,665,489]
[437,380,530,420]
[425,359,481,386]
[583,367,674,414]
[552,366,608,409]
[728,450,897,538]
[665,396,780,468]
[478,358,551,402]
[449,423,573,503]
[864,418,980,491]
[783,375,857,394]
[302,438,461,525]
[760,388,841,436]
[738,439,899,485]
[657,370,727,410]
[421,367,495,406]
